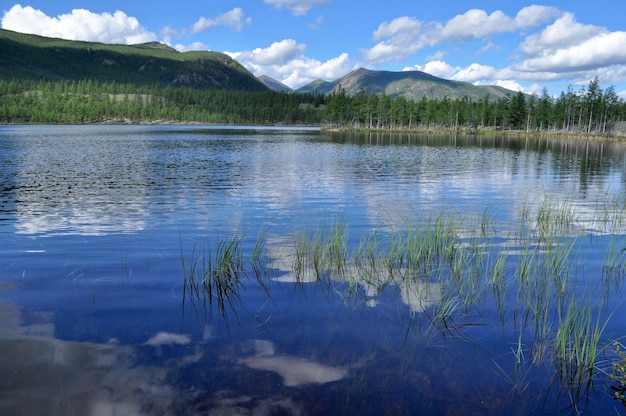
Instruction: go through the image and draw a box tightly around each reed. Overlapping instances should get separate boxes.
[479,206,497,237]
[535,197,578,239]
[181,232,244,321]
[596,194,626,233]
[327,216,348,271]
[288,216,349,282]
[603,235,626,279]
[249,225,273,294]
[553,295,610,396]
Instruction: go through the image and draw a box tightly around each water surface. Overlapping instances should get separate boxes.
[1,125,626,415]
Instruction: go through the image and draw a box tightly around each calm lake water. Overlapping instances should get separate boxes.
[1,125,626,415]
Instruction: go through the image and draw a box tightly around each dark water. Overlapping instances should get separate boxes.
[1,125,626,415]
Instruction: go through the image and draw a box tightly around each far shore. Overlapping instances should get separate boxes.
[3,120,626,141]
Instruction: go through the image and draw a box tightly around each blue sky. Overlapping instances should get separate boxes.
[2,1,626,98]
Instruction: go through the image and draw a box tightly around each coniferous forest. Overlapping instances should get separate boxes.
[1,77,625,136]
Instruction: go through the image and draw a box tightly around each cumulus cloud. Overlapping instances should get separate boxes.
[439,6,561,41]
[406,60,535,93]
[1,4,156,44]
[174,41,210,52]
[516,31,626,73]
[369,5,626,93]
[405,60,458,79]
[229,39,306,66]
[191,8,251,33]
[439,9,511,41]
[281,53,354,87]
[452,63,498,82]
[264,0,329,16]
[362,6,562,66]
[361,16,425,64]
[513,5,562,28]
[511,13,626,86]
[518,13,606,56]
[226,40,354,88]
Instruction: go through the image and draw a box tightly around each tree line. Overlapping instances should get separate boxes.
[1,77,625,136]
[324,77,626,135]
[0,79,326,125]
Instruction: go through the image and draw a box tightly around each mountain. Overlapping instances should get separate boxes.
[297,68,516,101]
[258,75,292,92]
[0,29,268,91]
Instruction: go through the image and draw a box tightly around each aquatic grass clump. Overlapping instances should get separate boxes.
[517,196,581,241]
[553,296,610,398]
[603,235,626,281]
[181,232,245,321]
[178,198,626,410]
[536,198,578,237]
[595,194,626,234]
[387,213,461,281]
[289,216,350,283]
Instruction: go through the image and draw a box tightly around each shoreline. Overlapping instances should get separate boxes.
[3,121,625,141]
[320,125,626,141]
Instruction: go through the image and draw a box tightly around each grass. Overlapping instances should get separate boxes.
[181,232,244,322]
[180,196,626,408]
[553,296,610,396]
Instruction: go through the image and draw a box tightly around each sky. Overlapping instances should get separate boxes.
[2,1,626,98]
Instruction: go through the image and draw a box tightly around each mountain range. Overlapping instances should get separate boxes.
[293,68,515,100]
[1,28,518,100]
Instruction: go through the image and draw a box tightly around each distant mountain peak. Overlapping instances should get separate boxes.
[297,67,514,100]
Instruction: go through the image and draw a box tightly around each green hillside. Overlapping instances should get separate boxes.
[0,29,267,91]
[297,68,515,100]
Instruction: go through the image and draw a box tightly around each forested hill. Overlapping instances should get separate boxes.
[296,68,517,101]
[0,29,267,91]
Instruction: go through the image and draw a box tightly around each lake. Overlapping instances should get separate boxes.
[1,125,626,415]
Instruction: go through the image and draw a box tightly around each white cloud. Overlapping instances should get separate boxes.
[366,5,626,93]
[516,31,626,74]
[227,40,354,88]
[405,60,458,79]
[439,9,511,41]
[229,39,306,66]
[264,0,329,16]
[362,6,562,66]
[362,16,424,64]
[489,80,525,92]
[439,6,561,41]
[512,5,562,30]
[283,53,354,87]
[1,5,156,44]
[372,16,422,41]
[452,63,497,82]
[174,41,209,52]
[406,60,535,93]
[518,13,606,56]
[191,8,251,33]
